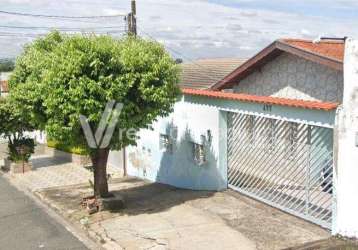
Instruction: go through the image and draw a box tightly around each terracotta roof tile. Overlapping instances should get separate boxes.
[179,58,246,89]
[182,88,338,111]
[280,38,345,62]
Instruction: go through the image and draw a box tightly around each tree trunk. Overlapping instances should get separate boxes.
[91,148,110,198]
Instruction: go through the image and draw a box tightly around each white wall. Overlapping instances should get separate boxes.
[0,72,11,81]
[126,97,227,191]
[108,150,123,169]
[334,38,358,238]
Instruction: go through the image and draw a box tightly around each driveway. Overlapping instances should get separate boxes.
[37,178,330,250]
[0,175,88,250]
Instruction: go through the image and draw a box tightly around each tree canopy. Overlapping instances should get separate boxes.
[9,31,181,196]
[10,31,181,152]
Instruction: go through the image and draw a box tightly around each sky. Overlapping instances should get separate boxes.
[0,0,357,60]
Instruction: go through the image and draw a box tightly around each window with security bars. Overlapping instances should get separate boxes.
[159,134,172,153]
[193,143,206,166]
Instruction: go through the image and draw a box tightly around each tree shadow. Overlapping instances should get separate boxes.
[30,155,72,169]
[109,179,214,216]
[106,122,227,215]
[156,125,226,191]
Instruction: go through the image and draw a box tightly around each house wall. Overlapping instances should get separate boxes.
[126,92,336,192]
[334,39,358,238]
[108,150,123,169]
[126,97,227,191]
[0,72,11,81]
[233,53,343,103]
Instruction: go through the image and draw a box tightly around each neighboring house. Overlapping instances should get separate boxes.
[126,38,354,233]
[0,72,11,97]
[0,80,9,97]
[179,58,247,89]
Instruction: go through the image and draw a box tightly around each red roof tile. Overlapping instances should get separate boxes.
[280,39,344,62]
[182,88,338,111]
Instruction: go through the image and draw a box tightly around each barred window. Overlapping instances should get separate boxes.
[159,134,172,153]
[193,143,206,166]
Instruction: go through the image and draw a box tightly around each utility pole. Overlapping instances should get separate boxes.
[127,0,137,36]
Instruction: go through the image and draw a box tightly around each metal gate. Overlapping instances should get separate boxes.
[227,112,334,228]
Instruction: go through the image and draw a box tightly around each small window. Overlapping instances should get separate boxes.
[159,134,172,153]
[193,143,206,166]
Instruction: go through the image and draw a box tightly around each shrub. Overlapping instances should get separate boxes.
[0,97,35,162]
[8,137,35,162]
[47,139,88,155]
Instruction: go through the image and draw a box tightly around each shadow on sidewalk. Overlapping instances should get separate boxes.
[108,179,215,215]
[30,156,72,169]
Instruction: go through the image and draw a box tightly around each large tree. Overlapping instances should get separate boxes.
[9,31,180,197]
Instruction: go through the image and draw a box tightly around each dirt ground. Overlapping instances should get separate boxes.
[36,177,333,250]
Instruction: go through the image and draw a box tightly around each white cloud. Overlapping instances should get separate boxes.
[0,0,357,59]
[102,8,126,16]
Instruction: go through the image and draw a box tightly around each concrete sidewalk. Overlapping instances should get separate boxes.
[3,153,122,192]
[1,149,331,250]
[36,178,330,250]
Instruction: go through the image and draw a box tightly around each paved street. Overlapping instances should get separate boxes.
[0,175,88,250]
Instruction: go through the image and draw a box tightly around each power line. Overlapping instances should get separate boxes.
[0,25,126,31]
[0,30,127,38]
[0,10,126,19]
[139,29,224,85]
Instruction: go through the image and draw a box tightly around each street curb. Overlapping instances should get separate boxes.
[1,172,104,250]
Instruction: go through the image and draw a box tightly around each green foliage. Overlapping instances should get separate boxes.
[0,97,34,139]
[47,139,89,155]
[0,97,36,162]
[8,137,35,162]
[10,31,181,154]
[0,58,15,72]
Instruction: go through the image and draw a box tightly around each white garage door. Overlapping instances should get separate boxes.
[227,112,333,228]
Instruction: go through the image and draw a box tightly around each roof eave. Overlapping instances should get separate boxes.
[276,41,343,71]
[182,88,339,111]
[211,41,281,90]
[212,40,344,91]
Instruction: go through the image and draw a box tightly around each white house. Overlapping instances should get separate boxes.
[125,37,358,237]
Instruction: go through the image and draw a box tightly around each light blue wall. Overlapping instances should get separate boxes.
[126,94,336,191]
[127,97,227,191]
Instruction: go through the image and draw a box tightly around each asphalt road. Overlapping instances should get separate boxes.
[0,175,88,250]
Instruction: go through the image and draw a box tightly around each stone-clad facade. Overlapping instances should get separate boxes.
[233,53,343,103]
